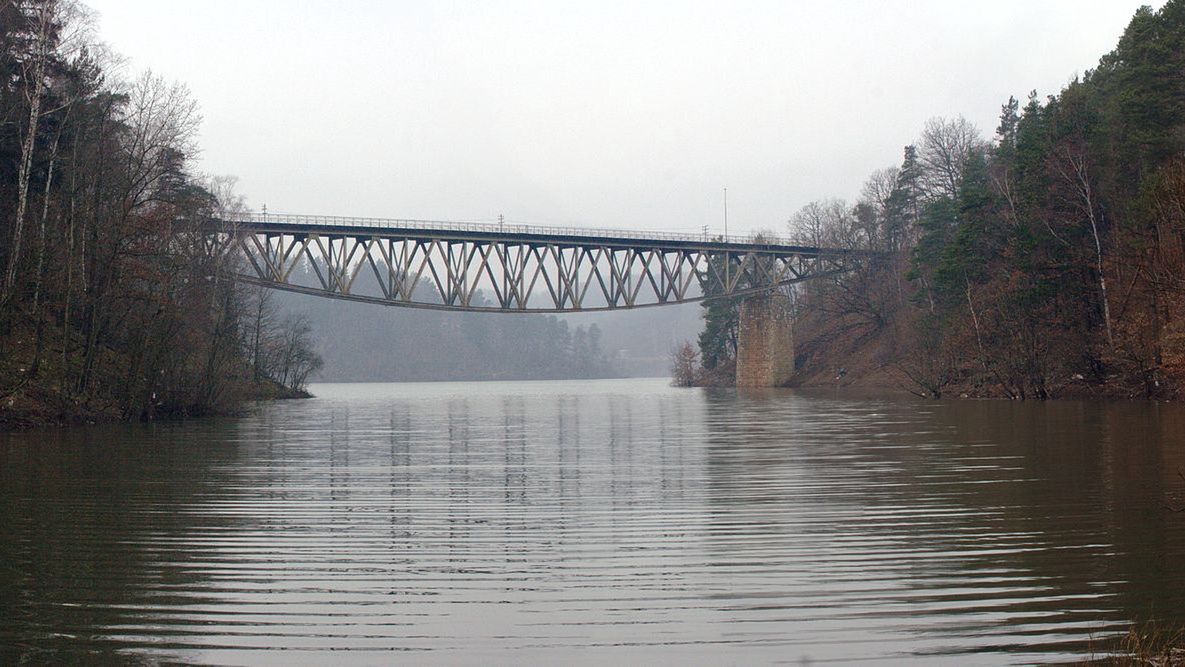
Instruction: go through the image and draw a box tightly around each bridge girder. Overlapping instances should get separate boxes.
[204,215,865,313]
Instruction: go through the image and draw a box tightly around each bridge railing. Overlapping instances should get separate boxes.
[221,211,807,248]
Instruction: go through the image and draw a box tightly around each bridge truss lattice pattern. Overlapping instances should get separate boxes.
[210,215,862,313]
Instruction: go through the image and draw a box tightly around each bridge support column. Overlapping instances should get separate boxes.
[736,293,794,388]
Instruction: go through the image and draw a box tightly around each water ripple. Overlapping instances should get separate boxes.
[2,379,1184,664]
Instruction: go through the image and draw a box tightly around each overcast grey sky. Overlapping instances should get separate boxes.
[85,0,1157,236]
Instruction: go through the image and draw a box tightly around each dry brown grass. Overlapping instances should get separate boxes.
[1087,623,1185,666]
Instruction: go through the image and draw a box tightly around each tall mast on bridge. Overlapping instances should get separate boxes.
[724,188,729,285]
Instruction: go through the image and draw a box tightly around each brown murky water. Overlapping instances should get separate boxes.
[2,379,1184,664]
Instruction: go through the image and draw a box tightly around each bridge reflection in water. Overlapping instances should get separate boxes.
[4,381,1182,664]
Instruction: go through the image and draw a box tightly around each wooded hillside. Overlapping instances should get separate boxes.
[701,1,1185,399]
[0,0,319,426]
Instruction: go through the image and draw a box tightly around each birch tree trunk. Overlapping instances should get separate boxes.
[2,2,53,303]
[1059,147,1114,348]
[29,130,61,376]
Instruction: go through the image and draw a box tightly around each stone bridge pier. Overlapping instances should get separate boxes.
[736,292,794,387]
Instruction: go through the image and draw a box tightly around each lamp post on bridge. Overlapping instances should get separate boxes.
[723,187,728,240]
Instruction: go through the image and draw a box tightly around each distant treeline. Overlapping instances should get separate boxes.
[273,264,619,382]
[0,1,319,426]
[717,0,1185,398]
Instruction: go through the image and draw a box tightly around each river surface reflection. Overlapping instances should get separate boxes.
[2,379,1184,664]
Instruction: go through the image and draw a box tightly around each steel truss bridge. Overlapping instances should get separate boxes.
[204,213,866,313]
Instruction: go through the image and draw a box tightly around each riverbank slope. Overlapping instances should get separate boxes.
[1,318,310,431]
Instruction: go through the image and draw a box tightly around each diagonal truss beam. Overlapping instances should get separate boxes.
[208,225,867,313]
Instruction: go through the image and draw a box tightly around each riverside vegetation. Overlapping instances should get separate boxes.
[683,1,1185,400]
[0,0,636,427]
[0,0,322,428]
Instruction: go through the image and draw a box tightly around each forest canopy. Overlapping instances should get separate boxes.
[0,0,631,427]
[0,0,320,425]
[757,0,1185,399]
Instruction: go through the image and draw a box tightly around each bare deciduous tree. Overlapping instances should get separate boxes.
[860,167,899,216]
[917,116,983,200]
[669,341,699,387]
[119,71,201,211]
[245,286,276,382]
[789,198,849,248]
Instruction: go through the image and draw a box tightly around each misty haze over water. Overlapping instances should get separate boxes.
[273,286,704,381]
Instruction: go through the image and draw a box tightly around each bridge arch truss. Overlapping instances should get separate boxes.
[207,215,863,313]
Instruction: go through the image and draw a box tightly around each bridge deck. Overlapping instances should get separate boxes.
[213,213,849,257]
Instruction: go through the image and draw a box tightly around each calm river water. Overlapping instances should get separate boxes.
[2,379,1185,664]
